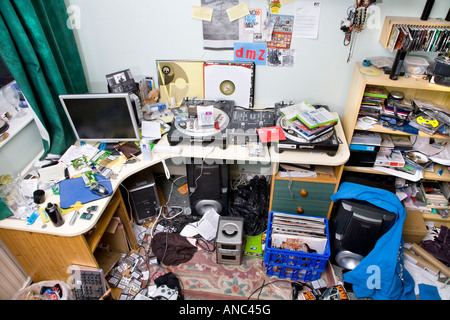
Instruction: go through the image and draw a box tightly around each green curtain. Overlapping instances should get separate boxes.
[0,0,88,156]
[0,0,88,219]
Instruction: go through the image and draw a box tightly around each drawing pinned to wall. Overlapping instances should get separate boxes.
[267,48,296,67]
[202,0,244,50]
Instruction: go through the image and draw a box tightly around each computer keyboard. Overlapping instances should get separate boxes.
[70,265,107,300]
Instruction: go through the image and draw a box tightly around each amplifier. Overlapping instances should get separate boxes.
[216,216,245,265]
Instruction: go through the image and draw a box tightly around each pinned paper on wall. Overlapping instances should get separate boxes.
[293,1,321,39]
[244,8,262,34]
[267,14,294,49]
[226,2,250,22]
[202,0,242,50]
[191,5,213,21]
[234,42,267,65]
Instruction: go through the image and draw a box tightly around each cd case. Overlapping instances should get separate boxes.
[409,112,443,135]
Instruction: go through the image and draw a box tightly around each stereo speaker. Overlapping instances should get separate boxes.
[216,216,245,265]
[186,162,229,216]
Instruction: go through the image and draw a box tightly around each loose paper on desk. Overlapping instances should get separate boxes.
[59,144,99,166]
[141,121,161,140]
[293,1,321,39]
[38,163,66,183]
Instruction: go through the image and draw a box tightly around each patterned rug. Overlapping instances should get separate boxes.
[147,249,338,300]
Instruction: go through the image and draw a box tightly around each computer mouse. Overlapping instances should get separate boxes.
[89,182,110,196]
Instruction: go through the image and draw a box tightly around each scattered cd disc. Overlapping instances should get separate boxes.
[415,114,439,128]
[405,151,429,164]
[359,67,381,76]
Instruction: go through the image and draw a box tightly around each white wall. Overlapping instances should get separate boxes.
[66,0,448,116]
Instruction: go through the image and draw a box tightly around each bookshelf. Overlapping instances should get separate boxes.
[379,16,450,50]
[342,61,450,225]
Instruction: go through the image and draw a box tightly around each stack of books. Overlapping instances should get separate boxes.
[291,107,338,141]
[270,212,328,255]
[419,180,449,209]
[359,85,387,118]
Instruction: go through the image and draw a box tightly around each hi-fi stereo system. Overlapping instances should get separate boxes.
[166,98,340,156]
[216,216,245,265]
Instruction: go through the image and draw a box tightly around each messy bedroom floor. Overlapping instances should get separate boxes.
[105,173,448,301]
[102,173,355,301]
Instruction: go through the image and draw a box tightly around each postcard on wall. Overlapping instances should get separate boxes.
[244,8,262,34]
[267,14,294,49]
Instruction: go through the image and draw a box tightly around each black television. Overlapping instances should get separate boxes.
[59,93,141,143]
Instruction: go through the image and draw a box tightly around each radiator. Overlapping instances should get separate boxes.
[0,240,31,300]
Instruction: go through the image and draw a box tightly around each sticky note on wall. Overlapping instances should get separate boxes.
[191,5,213,21]
[226,2,250,21]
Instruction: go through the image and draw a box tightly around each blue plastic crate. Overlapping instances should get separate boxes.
[263,211,330,282]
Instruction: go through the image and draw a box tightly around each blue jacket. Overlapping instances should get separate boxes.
[331,182,415,300]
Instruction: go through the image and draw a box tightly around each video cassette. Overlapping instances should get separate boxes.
[204,61,255,108]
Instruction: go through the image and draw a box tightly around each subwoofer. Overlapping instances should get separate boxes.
[331,199,396,270]
[186,162,229,216]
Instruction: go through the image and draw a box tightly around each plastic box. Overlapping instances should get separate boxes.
[263,211,330,282]
[404,56,429,75]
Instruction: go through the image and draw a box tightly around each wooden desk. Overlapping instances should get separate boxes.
[0,139,270,285]
[0,121,349,285]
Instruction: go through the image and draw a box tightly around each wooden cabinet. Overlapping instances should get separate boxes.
[268,113,350,220]
[269,165,344,219]
[341,61,450,226]
[0,190,137,294]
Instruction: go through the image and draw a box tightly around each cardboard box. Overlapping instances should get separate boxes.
[403,210,427,244]
[100,217,130,253]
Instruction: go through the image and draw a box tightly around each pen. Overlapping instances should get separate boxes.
[69,210,79,225]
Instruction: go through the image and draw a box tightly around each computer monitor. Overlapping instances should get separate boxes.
[59,93,141,143]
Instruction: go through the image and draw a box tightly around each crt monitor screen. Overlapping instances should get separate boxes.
[59,93,140,143]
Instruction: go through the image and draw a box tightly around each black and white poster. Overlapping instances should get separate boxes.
[202,0,245,50]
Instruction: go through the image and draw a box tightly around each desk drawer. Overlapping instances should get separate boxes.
[271,198,330,218]
[273,180,334,202]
